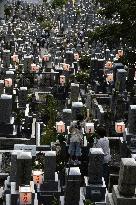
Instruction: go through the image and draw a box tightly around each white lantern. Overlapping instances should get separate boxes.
[56,121,65,133]
[106,73,113,82]
[33,170,43,185]
[105,61,112,69]
[43,55,49,62]
[85,123,94,133]
[115,122,125,133]
[60,75,65,86]
[63,63,70,71]
[11,54,19,63]
[5,78,12,87]
[19,186,32,205]
[31,63,37,72]
[74,53,80,61]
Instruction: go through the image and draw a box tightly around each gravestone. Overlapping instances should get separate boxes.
[88,148,104,184]
[3,50,10,68]
[16,151,32,189]
[0,94,12,123]
[115,69,127,93]
[14,144,36,157]
[18,87,28,107]
[72,102,84,120]
[128,105,136,134]
[85,148,106,202]
[64,167,81,205]
[107,158,136,205]
[70,83,79,103]
[113,63,124,82]
[63,109,72,127]
[38,151,61,205]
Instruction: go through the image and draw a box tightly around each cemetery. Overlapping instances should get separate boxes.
[0,0,135,204]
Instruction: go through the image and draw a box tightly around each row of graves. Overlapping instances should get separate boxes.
[0,0,135,205]
[1,145,136,205]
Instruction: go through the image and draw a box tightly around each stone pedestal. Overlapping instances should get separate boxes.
[85,177,106,202]
[64,167,81,205]
[106,158,136,205]
[38,151,61,205]
[107,185,136,205]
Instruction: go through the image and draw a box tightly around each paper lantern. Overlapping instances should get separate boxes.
[105,61,112,69]
[115,122,125,133]
[11,54,19,63]
[31,63,37,72]
[60,75,65,86]
[63,63,70,71]
[85,123,94,133]
[74,53,80,61]
[5,78,12,87]
[56,121,65,133]
[106,73,113,82]
[43,55,49,62]
[118,50,123,57]
[33,170,43,185]
[19,186,32,205]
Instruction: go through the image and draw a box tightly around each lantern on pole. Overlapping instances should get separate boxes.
[43,55,49,62]
[106,73,113,82]
[60,75,65,86]
[33,170,43,185]
[31,63,37,72]
[115,122,125,133]
[11,54,19,63]
[63,63,70,71]
[85,123,94,134]
[4,78,13,87]
[19,186,32,205]
[105,61,112,69]
[56,121,65,133]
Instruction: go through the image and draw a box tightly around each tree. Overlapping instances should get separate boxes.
[52,0,68,8]
[88,0,136,48]
[84,199,95,205]
[40,95,57,145]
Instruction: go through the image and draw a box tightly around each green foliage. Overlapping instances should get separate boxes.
[79,54,91,71]
[37,15,44,23]
[75,8,81,16]
[84,199,95,205]
[52,0,68,8]
[40,95,57,145]
[75,71,90,85]
[4,5,12,17]
[88,0,136,48]
[88,24,122,48]
[52,196,60,205]
[40,20,53,30]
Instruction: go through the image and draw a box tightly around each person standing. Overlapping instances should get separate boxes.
[94,127,111,188]
[68,124,83,165]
